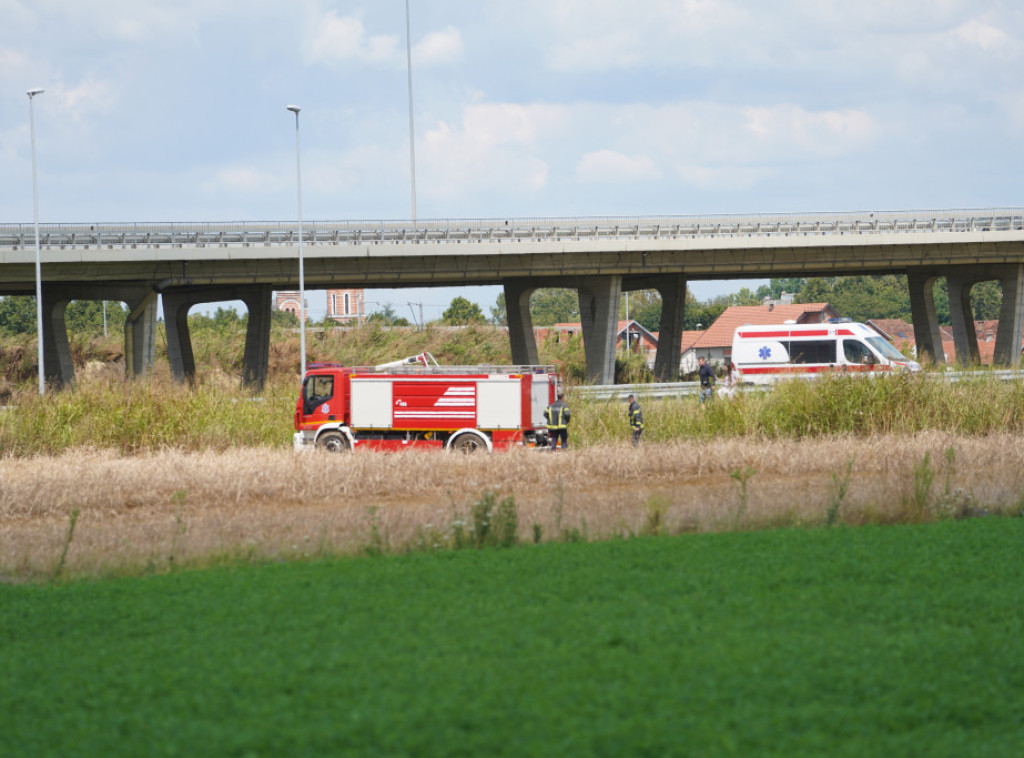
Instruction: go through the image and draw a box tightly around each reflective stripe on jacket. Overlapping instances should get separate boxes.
[628,401,644,430]
[544,400,570,430]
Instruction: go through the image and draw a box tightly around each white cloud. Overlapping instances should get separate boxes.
[576,150,660,183]
[205,166,280,194]
[307,11,398,65]
[0,47,28,71]
[413,97,882,204]
[743,105,877,155]
[543,0,751,71]
[461,102,569,145]
[413,26,463,66]
[677,163,772,191]
[420,105,566,198]
[50,78,117,122]
[954,18,1010,51]
[3,0,1024,221]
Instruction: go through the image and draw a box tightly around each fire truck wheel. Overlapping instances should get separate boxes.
[450,432,487,453]
[316,431,351,453]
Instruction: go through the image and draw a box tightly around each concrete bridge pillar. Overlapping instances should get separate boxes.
[124,290,158,379]
[503,280,539,365]
[162,290,197,384]
[161,285,274,390]
[993,264,1024,367]
[946,272,982,365]
[653,274,686,381]
[241,285,273,390]
[577,275,622,384]
[907,271,945,366]
[622,273,687,381]
[40,286,75,387]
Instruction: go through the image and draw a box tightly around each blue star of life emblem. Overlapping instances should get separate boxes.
[758,346,771,360]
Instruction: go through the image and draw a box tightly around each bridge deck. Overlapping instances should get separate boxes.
[2,209,1024,250]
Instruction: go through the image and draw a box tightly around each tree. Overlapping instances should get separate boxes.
[442,296,485,325]
[685,298,727,331]
[189,306,247,332]
[796,277,836,306]
[0,296,37,336]
[757,278,806,301]
[829,276,910,322]
[491,288,580,327]
[0,297,128,336]
[271,309,301,329]
[366,304,410,326]
[727,287,761,306]
[65,300,128,335]
[623,290,661,332]
[530,289,579,326]
[932,279,1001,324]
[965,280,1002,321]
[490,293,508,326]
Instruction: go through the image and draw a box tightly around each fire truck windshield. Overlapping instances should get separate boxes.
[303,375,335,415]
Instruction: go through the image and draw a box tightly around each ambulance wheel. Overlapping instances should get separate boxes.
[316,431,351,453]
[450,432,486,453]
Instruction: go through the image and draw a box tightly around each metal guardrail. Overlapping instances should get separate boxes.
[574,382,702,400]
[2,208,1023,249]
[573,369,1024,401]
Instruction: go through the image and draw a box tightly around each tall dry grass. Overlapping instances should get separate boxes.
[4,367,1024,456]
[571,371,1024,441]
[3,433,1022,579]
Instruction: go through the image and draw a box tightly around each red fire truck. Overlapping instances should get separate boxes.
[293,353,562,453]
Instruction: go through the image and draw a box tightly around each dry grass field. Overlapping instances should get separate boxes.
[3,432,1022,580]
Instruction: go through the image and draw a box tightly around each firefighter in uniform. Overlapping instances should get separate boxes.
[544,392,571,451]
[627,394,644,447]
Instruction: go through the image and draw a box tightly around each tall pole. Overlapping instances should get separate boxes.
[405,0,417,221]
[286,105,307,374]
[28,88,45,395]
[624,291,630,353]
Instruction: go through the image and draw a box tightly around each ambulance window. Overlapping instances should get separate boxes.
[843,340,874,364]
[788,340,835,364]
[866,336,906,361]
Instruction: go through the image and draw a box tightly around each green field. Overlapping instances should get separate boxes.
[3,518,1022,756]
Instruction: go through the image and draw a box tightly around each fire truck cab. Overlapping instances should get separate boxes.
[293,353,561,453]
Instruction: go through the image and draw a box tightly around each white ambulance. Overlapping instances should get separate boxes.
[731,321,921,385]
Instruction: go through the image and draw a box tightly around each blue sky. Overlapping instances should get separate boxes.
[4,1,1024,319]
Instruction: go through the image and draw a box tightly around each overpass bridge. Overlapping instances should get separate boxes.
[2,208,1023,387]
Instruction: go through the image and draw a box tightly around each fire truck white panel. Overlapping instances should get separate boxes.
[476,380,521,429]
[350,379,394,428]
[531,375,553,428]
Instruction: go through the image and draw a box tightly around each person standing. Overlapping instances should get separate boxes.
[719,360,741,399]
[627,394,644,447]
[697,356,715,406]
[544,392,571,451]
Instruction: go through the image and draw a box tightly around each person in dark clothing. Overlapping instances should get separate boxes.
[544,392,571,450]
[627,394,644,447]
[697,355,715,406]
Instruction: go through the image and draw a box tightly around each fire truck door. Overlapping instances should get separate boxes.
[530,375,555,429]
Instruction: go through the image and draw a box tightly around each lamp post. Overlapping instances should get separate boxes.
[405,0,417,220]
[27,87,45,395]
[286,104,306,374]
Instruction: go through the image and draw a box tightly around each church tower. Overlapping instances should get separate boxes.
[326,288,365,325]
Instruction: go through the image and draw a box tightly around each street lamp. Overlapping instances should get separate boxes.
[286,104,306,374]
[28,87,45,395]
[405,0,417,221]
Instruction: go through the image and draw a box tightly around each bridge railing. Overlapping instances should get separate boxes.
[2,208,1023,249]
